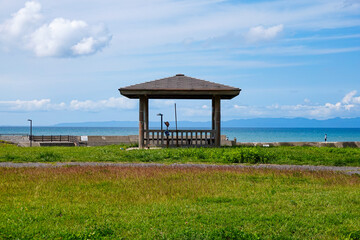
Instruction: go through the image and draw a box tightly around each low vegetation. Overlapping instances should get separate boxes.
[1,142,360,166]
[0,166,359,239]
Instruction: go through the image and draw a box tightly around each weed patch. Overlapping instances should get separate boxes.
[164,227,260,240]
[0,167,359,239]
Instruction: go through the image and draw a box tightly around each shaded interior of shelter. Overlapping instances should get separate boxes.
[119,74,241,148]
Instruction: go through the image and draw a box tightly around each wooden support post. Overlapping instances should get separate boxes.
[214,96,221,147]
[212,98,215,131]
[139,96,145,148]
[144,97,149,146]
[212,97,216,145]
[144,97,149,131]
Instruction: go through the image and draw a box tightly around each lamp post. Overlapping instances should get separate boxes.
[27,119,32,147]
[156,113,163,131]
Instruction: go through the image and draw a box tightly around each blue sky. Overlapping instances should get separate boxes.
[0,0,359,125]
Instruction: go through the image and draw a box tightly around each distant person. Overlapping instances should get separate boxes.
[325,134,327,142]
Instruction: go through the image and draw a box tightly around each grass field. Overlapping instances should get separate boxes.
[1,142,360,166]
[0,166,359,239]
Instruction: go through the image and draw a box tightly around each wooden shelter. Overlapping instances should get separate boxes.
[119,74,241,148]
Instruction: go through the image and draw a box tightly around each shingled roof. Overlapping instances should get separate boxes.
[119,74,241,99]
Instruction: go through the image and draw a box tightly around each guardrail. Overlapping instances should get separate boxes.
[144,129,215,147]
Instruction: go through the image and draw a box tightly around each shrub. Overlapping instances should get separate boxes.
[221,148,272,164]
[38,152,62,162]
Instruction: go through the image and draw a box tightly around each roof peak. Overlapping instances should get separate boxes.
[175,73,185,76]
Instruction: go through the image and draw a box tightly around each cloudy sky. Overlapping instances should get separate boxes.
[0,0,359,125]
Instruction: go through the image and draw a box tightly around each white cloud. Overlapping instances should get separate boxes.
[1,0,358,57]
[69,97,136,111]
[342,90,357,104]
[225,90,360,120]
[0,1,41,39]
[29,18,111,57]
[233,46,360,56]
[151,100,176,109]
[353,96,360,104]
[245,24,284,43]
[0,99,65,111]
[234,104,247,110]
[0,1,111,57]
[180,107,211,117]
[0,97,136,112]
[72,37,108,55]
[2,91,360,120]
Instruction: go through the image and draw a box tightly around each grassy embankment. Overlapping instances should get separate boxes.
[1,142,360,166]
[1,166,359,239]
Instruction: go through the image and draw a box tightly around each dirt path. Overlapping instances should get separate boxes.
[0,162,359,175]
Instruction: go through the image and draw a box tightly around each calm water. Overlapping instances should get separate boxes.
[1,126,360,142]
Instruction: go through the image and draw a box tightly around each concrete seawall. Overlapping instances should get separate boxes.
[1,135,360,148]
[86,135,138,146]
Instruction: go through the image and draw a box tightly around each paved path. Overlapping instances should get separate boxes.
[0,162,359,175]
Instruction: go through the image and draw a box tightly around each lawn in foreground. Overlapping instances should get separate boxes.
[1,143,360,166]
[0,166,359,239]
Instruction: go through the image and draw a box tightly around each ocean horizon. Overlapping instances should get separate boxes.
[1,126,360,143]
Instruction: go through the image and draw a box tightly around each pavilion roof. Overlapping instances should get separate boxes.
[119,74,241,99]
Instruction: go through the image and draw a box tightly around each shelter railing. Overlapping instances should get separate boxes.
[143,130,216,147]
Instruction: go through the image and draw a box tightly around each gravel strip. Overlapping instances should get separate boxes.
[0,162,359,175]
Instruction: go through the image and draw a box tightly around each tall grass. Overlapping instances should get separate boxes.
[1,142,360,166]
[0,166,359,239]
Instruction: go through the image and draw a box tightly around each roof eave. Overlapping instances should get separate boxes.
[119,89,241,100]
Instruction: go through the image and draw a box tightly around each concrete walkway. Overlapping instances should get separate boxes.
[0,162,359,175]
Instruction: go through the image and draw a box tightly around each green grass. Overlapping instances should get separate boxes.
[1,142,360,166]
[0,166,359,239]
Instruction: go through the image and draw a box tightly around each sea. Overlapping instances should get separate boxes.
[1,127,360,142]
